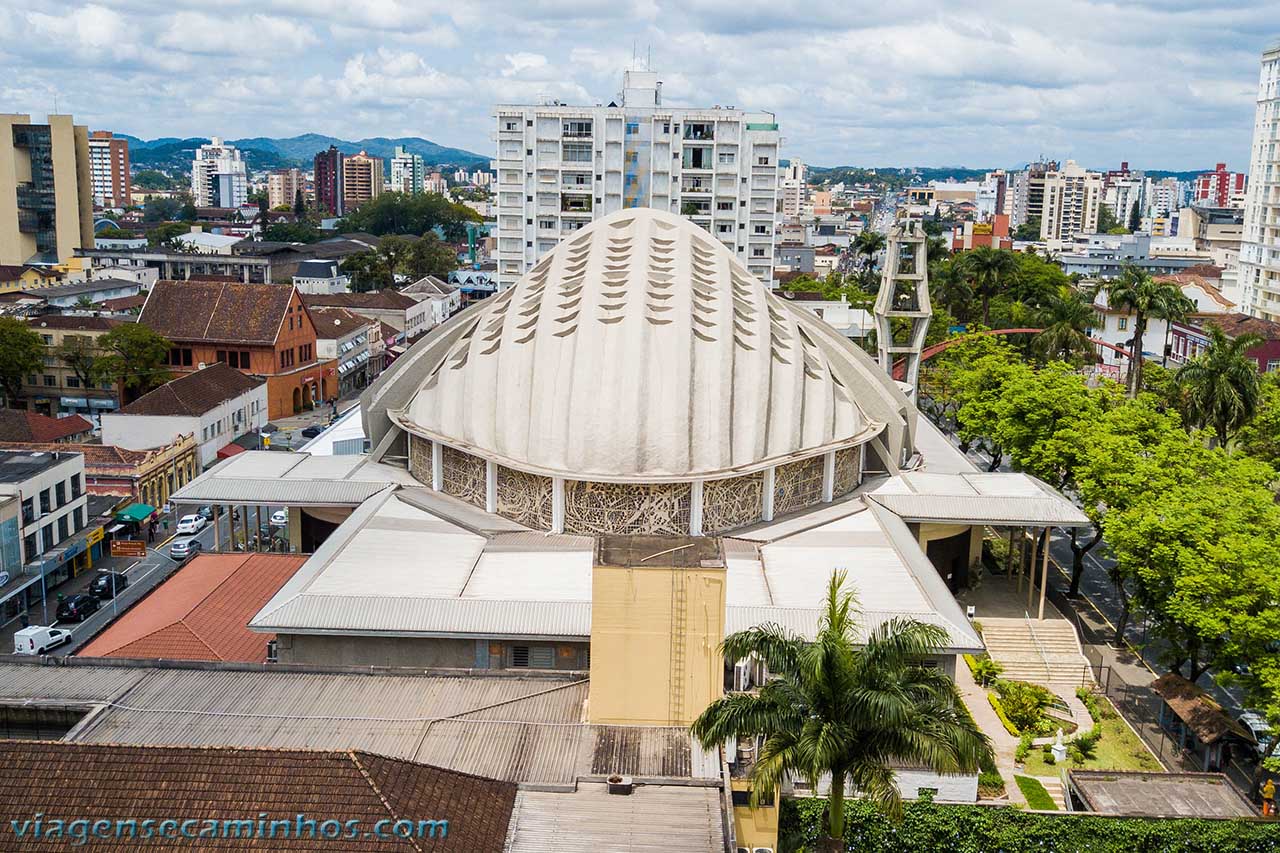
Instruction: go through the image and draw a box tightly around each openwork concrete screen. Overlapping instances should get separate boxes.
[439,445,486,508]
[496,465,554,529]
[774,456,825,517]
[408,434,432,485]
[701,472,764,534]
[833,446,861,496]
[564,480,692,535]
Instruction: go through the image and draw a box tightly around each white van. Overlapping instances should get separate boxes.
[13,626,72,655]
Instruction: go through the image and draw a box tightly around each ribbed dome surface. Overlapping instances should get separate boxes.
[388,209,910,480]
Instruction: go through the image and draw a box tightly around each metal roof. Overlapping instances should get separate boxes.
[506,783,723,852]
[169,451,405,506]
[868,471,1091,526]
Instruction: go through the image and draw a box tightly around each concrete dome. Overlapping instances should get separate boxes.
[377,208,913,482]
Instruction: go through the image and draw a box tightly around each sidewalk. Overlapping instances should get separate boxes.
[955,658,1023,805]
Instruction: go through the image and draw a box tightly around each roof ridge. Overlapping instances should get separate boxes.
[350,752,426,853]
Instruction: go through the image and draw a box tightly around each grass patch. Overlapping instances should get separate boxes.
[1014,775,1057,811]
[1020,694,1162,775]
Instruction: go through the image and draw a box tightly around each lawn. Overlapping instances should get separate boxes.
[1014,775,1057,810]
[1020,694,1163,775]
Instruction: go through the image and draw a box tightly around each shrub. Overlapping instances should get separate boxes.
[965,653,1003,686]
[1015,733,1033,763]
[995,680,1052,733]
[988,692,1021,736]
[1014,775,1057,811]
[1076,686,1103,723]
[978,768,1005,796]
[1069,724,1102,764]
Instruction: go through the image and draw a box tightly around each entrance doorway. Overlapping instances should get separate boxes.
[926,531,970,593]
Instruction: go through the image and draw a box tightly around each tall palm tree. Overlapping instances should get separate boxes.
[690,572,990,848]
[956,246,1019,327]
[1106,265,1195,397]
[1034,288,1098,362]
[930,259,973,323]
[1175,324,1264,447]
[854,230,886,270]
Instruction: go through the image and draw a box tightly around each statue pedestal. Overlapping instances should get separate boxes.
[1051,743,1068,764]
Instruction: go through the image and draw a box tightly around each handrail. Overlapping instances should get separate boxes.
[1025,611,1052,683]
[1059,765,1073,812]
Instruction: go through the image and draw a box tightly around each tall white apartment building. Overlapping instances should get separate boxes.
[266,168,302,210]
[191,137,247,208]
[1039,160,1102,247]
[1104,177,1145,226]
[491,69,781,289]
[1144,176,1184,220]
[1242,44,1280,321]
[390,146,425,193]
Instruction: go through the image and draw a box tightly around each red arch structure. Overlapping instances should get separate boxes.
[892,328,1133,380]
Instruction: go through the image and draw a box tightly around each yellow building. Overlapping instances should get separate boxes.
[0,264,63,293]
[0,114,95,266]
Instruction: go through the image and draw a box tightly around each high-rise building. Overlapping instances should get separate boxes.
[1241,45,1280,321]
[267,168,303,211]
[491,68,781,289]
[1039,160,1103,245]
[0,114,94,265]
[313,146,345,217]
[1193,162,1247,208]
[190,137,247,208]
[342,150,383,210]
[87,131,131,208]
[390,146,425,193]
[424,172,447,195]
[1007,159,1058,229]
[1144,176,1183,220]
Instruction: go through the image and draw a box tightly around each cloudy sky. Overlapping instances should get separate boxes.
[1,0,1274,170]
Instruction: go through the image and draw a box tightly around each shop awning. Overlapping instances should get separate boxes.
[115,503,155,523]
[217,443,246,460]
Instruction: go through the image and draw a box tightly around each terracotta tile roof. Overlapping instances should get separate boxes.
[26,314,123,332]
[0,264,28,280]
[302,291,417,311]
[0,741,517,851]
[78,553,306,663]
[115,363,264,417]
[0,411,92,443]
[1201,312,1280,341]
[310,306,373,340]
[139,280,295,345]
[0,441,151,467]
[99,293,147,311]
[1152,674,1253,745]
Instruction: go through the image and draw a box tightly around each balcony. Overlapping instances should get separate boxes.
[683,123,714,141]
[561,197,593,214]
[680,178,712,195]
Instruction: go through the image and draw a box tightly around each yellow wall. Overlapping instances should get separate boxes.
[588,560,726,726]
[918,522,983,567]
[731,779,780,850]
[0,114,33,266]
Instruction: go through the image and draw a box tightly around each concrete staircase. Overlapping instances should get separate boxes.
[1036,775,1067,811]
[980,617,1093,689]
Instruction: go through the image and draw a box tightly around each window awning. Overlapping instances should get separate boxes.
[115,503,155,523]
[217,443,246,460]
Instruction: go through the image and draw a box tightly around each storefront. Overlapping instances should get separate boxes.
[112,503,156,544]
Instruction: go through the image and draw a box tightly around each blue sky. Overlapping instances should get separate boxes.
[0,1,1273,170]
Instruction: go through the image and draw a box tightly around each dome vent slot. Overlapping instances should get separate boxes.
[693,329,716,343]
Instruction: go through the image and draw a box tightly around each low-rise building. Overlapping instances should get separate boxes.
[101,363,267,469]
[1,435,197,507]
[398,275,463,327]
[1059,233,1213,280]
[291,259,349,295]
[0,449,87,569]
[301,290,430,342]
[0,410,92,444]
[1169,312,1280,373]
[23,277,142,309]
[308,306,378,397]
[21,314,123,421]
[1089,273,1236,375]
[76,248,271,283]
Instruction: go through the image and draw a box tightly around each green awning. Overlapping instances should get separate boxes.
[115,503,155,523]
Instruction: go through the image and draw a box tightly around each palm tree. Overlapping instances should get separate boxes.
[931,259,973,323]
[1175,324,1264,447]
[854,230,886,270]
[956,246,1019,327]
[1034,288,1098,362]
[1105,265,1195,397]
[690,572,990,848]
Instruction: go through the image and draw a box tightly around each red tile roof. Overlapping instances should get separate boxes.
[0,410,92,443]
[1202,312,1280,341]
[0,441,151,467]
[99,293,147,311]
[115,362,264,417]
[78,553,306,663]
[302,291,417,311]
[0,741,517,851]
[139,280,295,345]
[310,306,374,340]
[27,314,123,332]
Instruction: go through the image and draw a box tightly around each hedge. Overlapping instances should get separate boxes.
[988,691,1021,736]
[779,796,1280,852]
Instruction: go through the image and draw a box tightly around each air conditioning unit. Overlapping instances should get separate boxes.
[733,661,752,692]
[753,848,775,853]
[725,735,737,764]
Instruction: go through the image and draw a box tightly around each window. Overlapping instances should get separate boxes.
[43,375,55,387]
[41,335,52,345]
[54,481,65,508]
[167,348,193,366]
[66,376,79,388]
[40,525,52,552]
[56,514,68,541]
[75,505,84,530]
[1117,317,1128,331]
[757,156,770,166]
[23,533,35,560]
[21,498,33,525]
[510,645,556,668]
[718,152,735,165]
[39,489,50,515]
[1268,360,1280,373]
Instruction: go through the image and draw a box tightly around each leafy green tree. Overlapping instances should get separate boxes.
[98,323,171,398]
[1235,372,1280,466]
[261,221,321,244]
[133,170,177,191]
[341,251,393,292]
[0,318,44,405]
[1012,216,1041,241]
[147,221,193,248]
[690,572,990,845]
[853,230,886,271]
[1127,201,1141,233]
[991,361,1108,489]
[95,226,136,239]
[404,232,459,279]
[56,334,102,390]
[142,196,183,222]
[293,189,306,217]
[956,246,1019,327]
[1105,265,1194,397]
[1034,289,1098,363]
[929,258,973,323]
[953,351,1034,469]
[336,191,480,239]
[1174,324,1263,447]
[1096,204,1121,234]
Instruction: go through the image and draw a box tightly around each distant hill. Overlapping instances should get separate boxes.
[118,134,489,173]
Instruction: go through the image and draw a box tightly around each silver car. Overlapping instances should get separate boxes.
[169,537,203,562]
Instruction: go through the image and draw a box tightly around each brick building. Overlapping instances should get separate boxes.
[138,281,333,420]
[1169,312,1280,373]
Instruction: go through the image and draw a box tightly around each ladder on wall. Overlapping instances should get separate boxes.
[668,569,689,725]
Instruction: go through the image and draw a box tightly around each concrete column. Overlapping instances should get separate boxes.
[551,477,565,534]
[431,441,443,491]
[762,466,776,522]
[1038,527,1051,620]
[822,451,836,503]
[485,460,497,514]
[288,506,302,553]
[689,480,704,536]
[212,505,221,551]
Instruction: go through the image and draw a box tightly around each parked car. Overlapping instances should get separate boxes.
[1239,711,1274,758]
[269,508,288,527]
[169,538,203,562]
[89,571,130,599]
[197,505,215,522]
[56,593,100,622]
[300,424,326,439]
[13,626,71,655]
[260,423,279,435]
[175,514,207,535]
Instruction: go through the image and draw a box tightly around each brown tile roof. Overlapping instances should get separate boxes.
[0,741,517,851]
[0,410,92,443]
[309,306,374,340]
[115,363,264,417]
[1201,312,1280,341]
[1152,674,1253,745]
[0,264,28,280]
[99,293,147,311]
[27,314,123,332]
[0,441,151,467]
[139,280,294,345]
[302,291,417,311]
[78,553,306,662]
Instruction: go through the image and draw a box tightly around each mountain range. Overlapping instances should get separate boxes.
[121,133,490,172]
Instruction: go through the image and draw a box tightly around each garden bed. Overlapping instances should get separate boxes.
[1019,692,1162,775]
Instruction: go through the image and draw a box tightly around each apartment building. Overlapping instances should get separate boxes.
[190,138,247,208]
[1145,176,1184,220]
[1194,163,1247,209]
[1040,160,1102,247]
[491,69,781,289]
[0,450,87,568]
[0,114,95,266]
[389,146,424,193]
[342,151,383,210]
[87,131,131,208]
[1007,159,1057,229]
[266,168,303,210]
[21,315,123,421]
[1241,45,1280,321]
[313,146,345,217]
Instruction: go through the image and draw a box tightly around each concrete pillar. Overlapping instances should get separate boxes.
[551,477,565,534]
[1038,527,1051,620]
[288,506,302,553]
[213,505,221,551]
[761,466,776,522]
[431,442,443,491]
[485,460,497,514]
[822,451,836,503]
[689,480,704,536]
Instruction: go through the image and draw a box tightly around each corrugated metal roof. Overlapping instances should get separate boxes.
[171,477,391,506]
[255,595,592,638]
[506,784,723,852]
[0,662,147,703]
[868,493,1091,526]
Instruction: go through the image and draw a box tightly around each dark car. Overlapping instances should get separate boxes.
[89,571,129,600]
[56,593,100,622]
[300,424,326,439]
[197,505,215,522]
